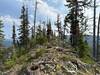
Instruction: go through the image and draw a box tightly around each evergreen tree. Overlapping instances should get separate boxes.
[18,5,30,48]
[0,19,4,46]
[42,21,46,37]
[65,0,79,46]
[65,0,91,47]
[63,24,66,40]
[55,14,62,39]
[47,20,52,41]
[36,24,42,37]
[78,34,90,58]
[65,0,92,60]
[12,22,16,46]
[35,23,47,45]
[31,26,34,39]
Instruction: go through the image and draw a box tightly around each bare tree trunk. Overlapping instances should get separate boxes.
[93,0,96,58]
[96,14,100,61]
[34,0,38,38]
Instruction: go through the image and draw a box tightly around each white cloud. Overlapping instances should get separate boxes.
[82,0,100,35]
[52,0,66,5]
[37,0,64,20]
[16,0,64,21]
[0,15,20,26]
[37,1,57,17]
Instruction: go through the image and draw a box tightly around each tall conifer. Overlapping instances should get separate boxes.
[18,5,29,48]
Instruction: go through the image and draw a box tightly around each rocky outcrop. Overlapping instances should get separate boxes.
[2,46,100,75]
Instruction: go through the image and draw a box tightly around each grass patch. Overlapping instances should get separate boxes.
[4,59,16,70]
[81,56,95,64]
[59,55,72,61]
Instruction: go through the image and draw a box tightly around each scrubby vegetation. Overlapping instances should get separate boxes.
[0,0,100,75]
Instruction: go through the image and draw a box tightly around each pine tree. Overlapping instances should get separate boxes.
[55,14,62,39]
[65,0,92,60]
[47,20,52,41]
[42,21,46,37]
[35,23,47,45]
[65,0,78,46]
[65,0,91,47]
[31,26,34,39]
[36,24,42,37]
[18,5,30,48]
[0,19,4,46]
[78,34,90,58]
[12,22,16,46]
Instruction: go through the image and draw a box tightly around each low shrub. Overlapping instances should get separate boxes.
[4,59,15,70]
[34,48,46,59]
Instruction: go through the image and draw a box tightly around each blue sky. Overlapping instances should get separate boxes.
[0,0,100,39]
[0,0,67,39]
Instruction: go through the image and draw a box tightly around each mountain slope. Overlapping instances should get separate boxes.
[2,45,100,75]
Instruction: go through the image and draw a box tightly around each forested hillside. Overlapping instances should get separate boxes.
[0,0,100,75]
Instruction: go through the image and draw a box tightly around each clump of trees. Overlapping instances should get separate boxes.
[18,5,30,49]
[0,0,99,68]
[64,0,93,60]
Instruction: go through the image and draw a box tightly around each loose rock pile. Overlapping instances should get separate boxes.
[2,46,100,75]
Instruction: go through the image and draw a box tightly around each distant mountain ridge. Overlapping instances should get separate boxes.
[85,35,100,48]
[2,39,12,47]
[2,35,100,48]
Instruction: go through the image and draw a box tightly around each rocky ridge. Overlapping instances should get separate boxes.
[1,46,100,75]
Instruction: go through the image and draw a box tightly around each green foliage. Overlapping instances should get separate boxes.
[16,54,29,64]
[0,48,8,60]
[47,20,52,41]
[65,0,91,47]
[55,14,62,39]
[30,36,47,48]
[30,38,37,48]
[0,50,3,59]
[59,55,73,61]
[4,59,15,70]
[36,36,47,45]
[16,47,28,57]
[78,35,90,58]
[76,35,94,64]
[34,48,46,59]
[18,5,30,48]
[60,56,69,61]
[30,24,48,47]
[81,56,95,64]
[12,24,16,46]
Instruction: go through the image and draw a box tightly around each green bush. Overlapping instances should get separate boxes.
[16,47,28,57]
[77,35,94,64]
[81,56,95,64]
[17,54,29,64]
[30,38,37,48]
[36,36,47,45]
[4,59,15,70]
[59,55,72,61]
[77,35,91,58]
[34,48,46,59]
[0,50,3,59]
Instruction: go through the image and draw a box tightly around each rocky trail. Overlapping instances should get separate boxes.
[1,46,100,75]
